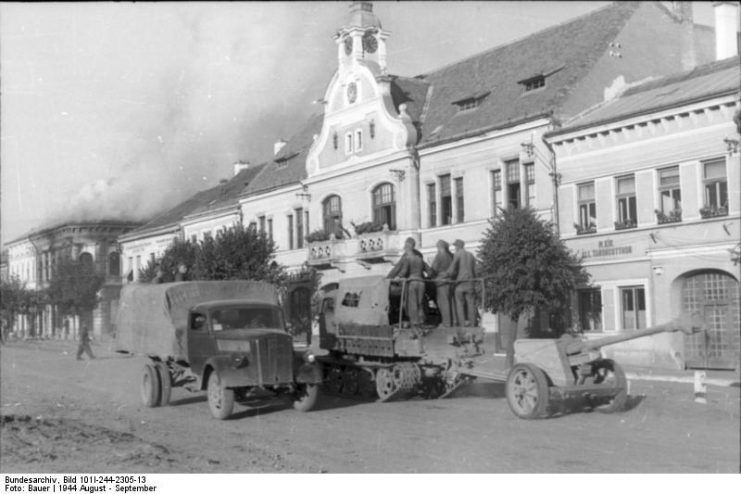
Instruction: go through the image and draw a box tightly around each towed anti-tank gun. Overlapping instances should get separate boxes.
[317,275,704,418]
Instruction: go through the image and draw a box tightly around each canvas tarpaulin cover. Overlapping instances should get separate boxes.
[114,281,279,360]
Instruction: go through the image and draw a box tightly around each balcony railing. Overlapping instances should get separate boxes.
[306,226,400,266]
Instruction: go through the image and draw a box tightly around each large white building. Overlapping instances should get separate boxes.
[116,1,739,368]
[546,55,740,369]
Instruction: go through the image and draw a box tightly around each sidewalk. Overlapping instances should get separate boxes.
[623,364,741,387]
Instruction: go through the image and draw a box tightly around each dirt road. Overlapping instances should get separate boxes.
[1,340,739,473]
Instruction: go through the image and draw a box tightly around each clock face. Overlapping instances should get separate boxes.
[347,82,358,104]
[362,33,378,54]
[344,36,353,55]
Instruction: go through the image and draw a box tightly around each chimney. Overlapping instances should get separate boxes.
[274,139,287,156]
[672,1,696,70]
[714,1,740,60]
[233,161,249,176]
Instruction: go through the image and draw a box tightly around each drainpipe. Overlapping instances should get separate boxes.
[541,124,561,238]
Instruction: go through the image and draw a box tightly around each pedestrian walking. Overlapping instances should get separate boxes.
[430,239,454,327]
[445,239,478,327]
[76,324,95,360]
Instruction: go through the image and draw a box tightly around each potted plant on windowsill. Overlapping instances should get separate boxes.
[655,208,682,224]
[574,222,597,235]
[352,221,387,236]
[699,204,728,219]
[614,219,637,230]
[305,228,345,243]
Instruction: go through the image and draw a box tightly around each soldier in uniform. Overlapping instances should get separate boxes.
[76,324,95,360]
[445,239,478,327]
[430,239,454,327]
[387,237,429,328]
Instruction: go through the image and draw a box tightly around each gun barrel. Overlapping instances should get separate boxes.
[566,315,704,355]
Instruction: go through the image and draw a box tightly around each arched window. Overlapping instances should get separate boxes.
[79,252,93,266]
[108,252,120,277]
[322,195,343,236]
[372,183,396,230]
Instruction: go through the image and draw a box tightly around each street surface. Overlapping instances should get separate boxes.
[1,340,739,473]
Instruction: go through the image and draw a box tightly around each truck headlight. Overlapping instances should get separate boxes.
[231,354,249,368]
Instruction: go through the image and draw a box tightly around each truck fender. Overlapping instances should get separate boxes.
[200,357,228,390]
[295,362,322,384]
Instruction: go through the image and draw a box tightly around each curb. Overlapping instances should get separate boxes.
[625,372,740,388]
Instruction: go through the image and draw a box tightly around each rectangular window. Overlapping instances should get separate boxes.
[355,130,363,151]
[427,183,437,227]
[305,210,310,239]
[267,218,273,242]
[578,289,602,331]
[190,234,197,243]
[440,174,452,225]
[203,231,213,240]
[524,162,535,206]
[295,208,304,249]
[491,169,502,216]
[258,215,266,233]
[287,215,294,250]
[658,166,681,214]
[454,177,464,223]
[577,182,596,232]
[615,175,637,228]
[345,133,353,154]
[150,253,155,264]
[135,255,141,280]
[621,286,646,330]
[703,158,728,211]
[505,159,520,209]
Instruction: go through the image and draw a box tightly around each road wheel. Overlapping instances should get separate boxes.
[358,368,376,400]
[292,383,320,412]
[592,359,628,413]
[341,367,359,396]
[140,363,161,408]
[375,368,397,402]
[506,363,550,419]
[155,362,172,407]
[207,370,234,420]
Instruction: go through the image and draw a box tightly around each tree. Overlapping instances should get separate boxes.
[0,276,36,342]
[478,207,590,366]
[47,256,105,320]
[139,238,199,282]
[141,227,285,285]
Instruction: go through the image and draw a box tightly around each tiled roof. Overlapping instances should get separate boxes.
[244,113,324,196]
[389,76,430,125]
[413,1,644,146]
[185,164,265,218]
[128,164,264,237]
[550,56,741,135]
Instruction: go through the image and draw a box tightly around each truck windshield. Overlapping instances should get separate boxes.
[211,307,283,331]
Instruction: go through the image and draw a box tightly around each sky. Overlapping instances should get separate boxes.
[0,1,716,245]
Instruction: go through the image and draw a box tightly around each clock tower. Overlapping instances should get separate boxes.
[335,1,389,74]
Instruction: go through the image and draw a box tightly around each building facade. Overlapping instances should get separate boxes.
[4,221,141,339]
[546,55,740,369]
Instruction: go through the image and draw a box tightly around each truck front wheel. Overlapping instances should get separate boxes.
[207,370,234,420]
[141,363,161,408]
[292,383,319,412]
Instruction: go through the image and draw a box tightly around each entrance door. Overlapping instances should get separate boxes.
[682,271,740,370]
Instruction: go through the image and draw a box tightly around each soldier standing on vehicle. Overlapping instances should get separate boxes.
[76,324,95,360]
[446,239,478,327]
[431,239,454,327]
[387,237,429,328]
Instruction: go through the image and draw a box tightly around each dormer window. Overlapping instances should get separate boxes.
[522,75,545,92]
[452,91,490,112]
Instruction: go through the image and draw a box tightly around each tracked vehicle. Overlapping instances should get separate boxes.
[317,275,702,418]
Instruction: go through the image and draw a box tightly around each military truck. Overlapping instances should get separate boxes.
[114,281,322,419]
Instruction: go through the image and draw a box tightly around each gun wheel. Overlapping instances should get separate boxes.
[592,359,628,413]
[506,363,550,419]
[140,363,161,408]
